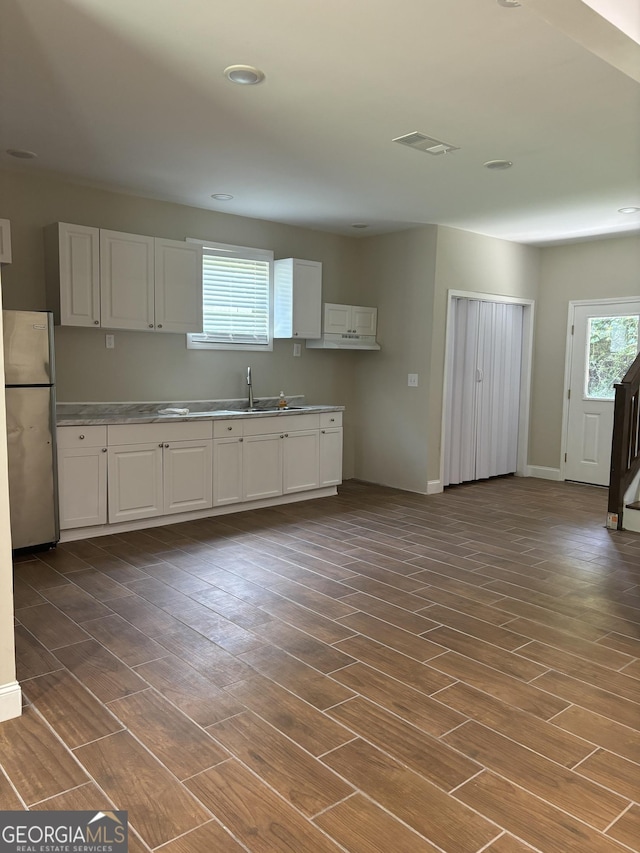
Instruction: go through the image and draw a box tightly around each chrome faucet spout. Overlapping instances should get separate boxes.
[246,366,254,410]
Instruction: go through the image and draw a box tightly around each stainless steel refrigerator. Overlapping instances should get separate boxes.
[3,309,59,550]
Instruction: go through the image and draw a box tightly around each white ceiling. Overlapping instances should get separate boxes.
[1,0,639,245]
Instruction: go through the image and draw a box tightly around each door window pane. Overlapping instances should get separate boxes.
[586,315,639,399]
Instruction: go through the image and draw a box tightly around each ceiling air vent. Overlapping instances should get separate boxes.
[393,131,459,155]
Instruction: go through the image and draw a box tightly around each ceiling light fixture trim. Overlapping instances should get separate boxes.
[224,65,265,85]
[497,0,521,7]
[211,193,234,200]
[618,206,640,214]
[6,148,38,159]
[484,159,513,170]
[393,132,459,156]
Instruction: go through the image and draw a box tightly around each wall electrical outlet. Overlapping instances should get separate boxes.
[293,342,301,357]
[105,334,115,349]
[408,373,418,387]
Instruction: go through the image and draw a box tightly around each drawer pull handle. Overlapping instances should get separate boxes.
[330,418,335,422]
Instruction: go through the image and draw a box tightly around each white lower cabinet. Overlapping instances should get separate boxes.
[59,412,342,537]
[107,422,213,523]
[57,426,108,529]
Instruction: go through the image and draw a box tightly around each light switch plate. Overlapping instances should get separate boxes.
[293,342,301,357]
[408,373,418,387]
[105,334,115,349]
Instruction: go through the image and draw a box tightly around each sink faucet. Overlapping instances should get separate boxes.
[246,366,254,410]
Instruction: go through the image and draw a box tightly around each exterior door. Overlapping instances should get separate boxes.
[565,301,640,485]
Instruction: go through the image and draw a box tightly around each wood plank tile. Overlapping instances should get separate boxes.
[41,583,113,622]
[416,604,529,649]
[16,603,89,649]
[108,689,228,779]
[14,624,63,680]
[156,624,255,686]
[22,669,123,748]
[425,626,546,681]
[189,585,274,628]
[239,645,354,709]
[411,586,514,626]
[64,567,134,601]
[337,591,439,633]
[105,593,183,636]
[134,654,244,727]
[268,577,358,619]
[322,738,499,853]
[210,711,353,816]
[484,835,538,853]
[429,651,569,719]
[54,639,148,702]
[336,574,427,610]
[259,595,357,644]
[32,781,114,811]
[12,575,46,609]
[596,630,640,658]
[332,662,466,737]
[224,674,353,756]
[456,770,629,853]
[328,696,481,790]
[0,706,88,804]
[606,804,640,849]
[185,760,344,852]
[337,611,445,660]
[334,634,453,695]
[576,748,640,803]
[157,821,246,853]
[250,619,355,673]
[82,613,166,666]
[488,596,609,641]
[443,720,628,829]
[0,770,24,809]
[314,793,442,853]
[552,704,640,765]
[408,569,506,604]
[517,641,640,702]
[533,670,640,730]
[74,730,210,848]
[15,560,71,590]
[339,559,428,591]
[435,681,594,767]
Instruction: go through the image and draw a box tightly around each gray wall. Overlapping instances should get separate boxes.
[530,234,640,469]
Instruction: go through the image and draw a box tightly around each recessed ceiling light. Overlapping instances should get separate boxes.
[497,0,521,7]
[618,206,640,214]
[224,65,265,85]
[211,193,234,201]
[351,223,369,229]
[484,159,513,170]
[6,148,38,159]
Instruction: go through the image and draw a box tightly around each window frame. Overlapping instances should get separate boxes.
[186,239,274,352]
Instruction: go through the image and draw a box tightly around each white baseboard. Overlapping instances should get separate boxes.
[0,681,22,723]
[527,466,562,481]
[622,506,640,534]
[427,480,443,495]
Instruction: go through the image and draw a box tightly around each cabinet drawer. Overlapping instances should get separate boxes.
[320,412,342,428]
[242,413,320,436]
[213,419,244,438]
[108,421,212,445]
[57,425,107,448]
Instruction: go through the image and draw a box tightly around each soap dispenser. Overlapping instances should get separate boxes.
[278,391,287,409]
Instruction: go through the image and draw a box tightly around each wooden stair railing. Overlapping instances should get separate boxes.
[609,350,640,530]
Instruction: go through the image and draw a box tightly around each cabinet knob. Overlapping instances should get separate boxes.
[159,443,164,448]
[330,417,335,422]
[284,433,289,438]
[157,324,163,329]
[321,429,326,434]
[79,434,85,440]
[227,426,233,431]
[102,447,107,452]
[93,320,99,325]
[164,443,169,448]
[149,324,154,328]
[280,434,284,439]
[294,332,298,336]
[239,437,243,442]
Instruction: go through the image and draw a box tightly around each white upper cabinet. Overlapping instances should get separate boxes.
[274,258,322,338]
[46,223,203,333]
[100,229,155,330]
[154,238,204,333]
[0,219,12,264]
[323,303,377,336]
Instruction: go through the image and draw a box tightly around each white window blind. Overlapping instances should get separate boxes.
[187,241,273,350]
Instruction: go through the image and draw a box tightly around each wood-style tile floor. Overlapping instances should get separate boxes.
[4,476,640,852]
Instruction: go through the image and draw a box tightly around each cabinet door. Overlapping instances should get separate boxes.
[274,258,322,338]
[108,442,163,522]
[352,305,377,336]
[100,230,155,330]
[213,437,243,506]
[58,223,101,327]
[163,439,212,514]
[243,434,283,501]
[323,303,352,335]
[58,446,107,529]
[319,428,343,487]
[154,238,204,334]
[283,429,319,493]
